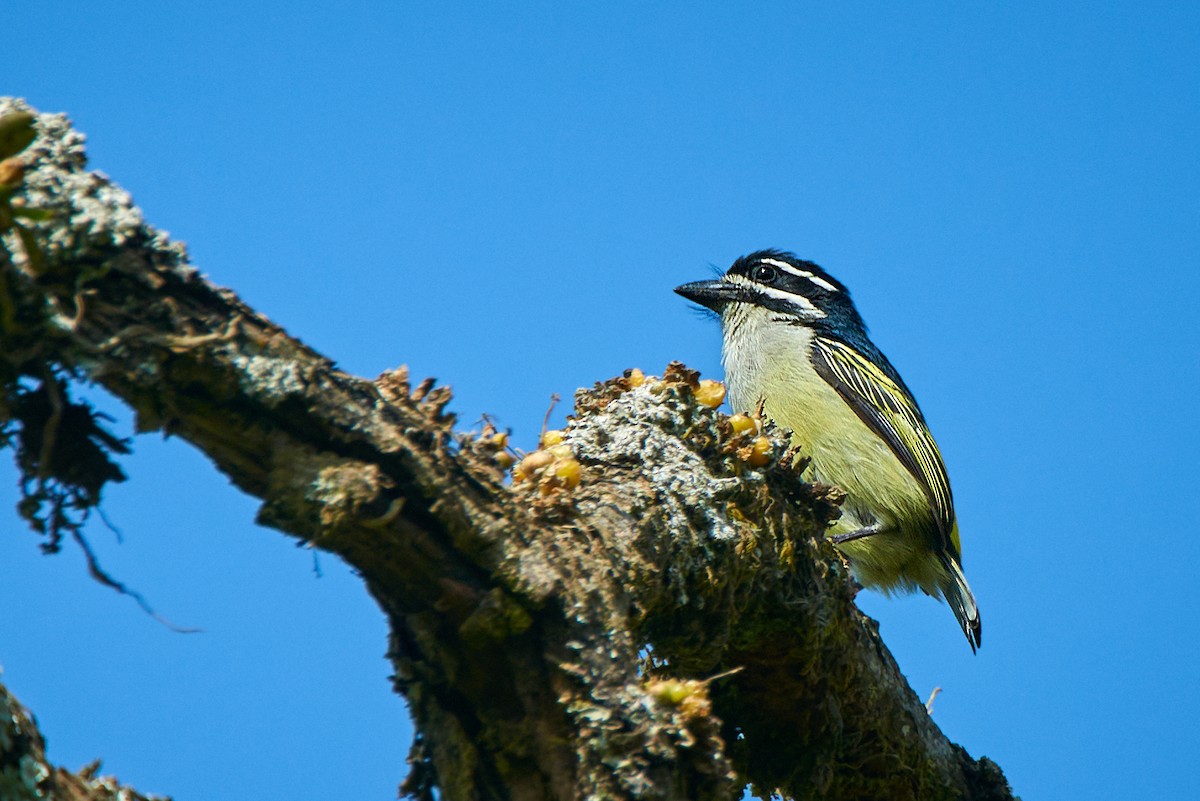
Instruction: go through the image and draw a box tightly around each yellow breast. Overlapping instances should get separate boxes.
[722,307,943,592]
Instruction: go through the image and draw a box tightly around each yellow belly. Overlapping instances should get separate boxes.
[725,329,945,594]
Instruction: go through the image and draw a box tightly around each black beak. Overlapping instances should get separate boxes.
[674,279,740,312]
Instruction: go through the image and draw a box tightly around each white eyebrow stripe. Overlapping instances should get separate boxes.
[727,274,827,317]
[758,258,840,293]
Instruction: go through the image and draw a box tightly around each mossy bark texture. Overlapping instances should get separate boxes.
[0,98,1016,801]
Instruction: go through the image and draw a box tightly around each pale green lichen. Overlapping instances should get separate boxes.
[566,381,744,542]
[232,353,309,402]
[19,755,48,792]
[0,687,48,800]
[0,97,187,273]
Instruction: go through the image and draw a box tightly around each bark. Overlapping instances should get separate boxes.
[0,98,1016,801]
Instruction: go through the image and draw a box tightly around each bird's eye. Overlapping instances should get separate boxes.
[751,264,778,283]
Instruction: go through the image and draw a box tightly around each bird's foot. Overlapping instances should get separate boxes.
[831,524,882,545]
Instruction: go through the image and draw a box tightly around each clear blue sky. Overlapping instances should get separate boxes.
[3,3,1198,799]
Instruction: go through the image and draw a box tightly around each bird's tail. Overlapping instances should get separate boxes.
[940,555,982,652]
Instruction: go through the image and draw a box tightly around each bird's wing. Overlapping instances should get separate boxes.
[810,336,956,543]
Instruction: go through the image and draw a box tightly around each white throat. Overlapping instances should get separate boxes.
[720,303,815,416]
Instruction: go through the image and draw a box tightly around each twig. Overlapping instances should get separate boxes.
[540,393,560,438]
[70,527,202,634]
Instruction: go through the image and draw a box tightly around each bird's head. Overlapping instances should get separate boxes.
[675,250,864,336]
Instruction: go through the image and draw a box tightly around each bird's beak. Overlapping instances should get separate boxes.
[674,279,740,312]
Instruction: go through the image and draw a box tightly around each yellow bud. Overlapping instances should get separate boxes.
[743,436,772,467]
[648,678,693,706]
[541,429,564,447]
[554,458,582,489]
[626,368,646,387]
[694,380,726,408]
[728,413,757,435]
[495,451,515,469]
[489,431,508,448]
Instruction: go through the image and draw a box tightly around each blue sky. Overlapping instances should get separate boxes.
[3,3,1198,799]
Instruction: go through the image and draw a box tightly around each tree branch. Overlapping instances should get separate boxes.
[0,681,165,801]
[0,98,1016,801]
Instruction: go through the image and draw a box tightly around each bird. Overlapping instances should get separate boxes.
[675,250,981,650]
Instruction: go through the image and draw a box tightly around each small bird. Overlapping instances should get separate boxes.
[676,250,981,650]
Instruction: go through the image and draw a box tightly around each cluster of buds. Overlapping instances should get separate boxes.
[724,412,774,467]
[504,365,776,495]
[620,366,723,407]
[473,418,517,470]
[512,429,582,494]
[645,668,740,722]
[645,676,713,720]
[626,366,774,468]
[485,431,515,469]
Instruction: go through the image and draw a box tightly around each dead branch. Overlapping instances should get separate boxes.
[0,98,1015,801]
